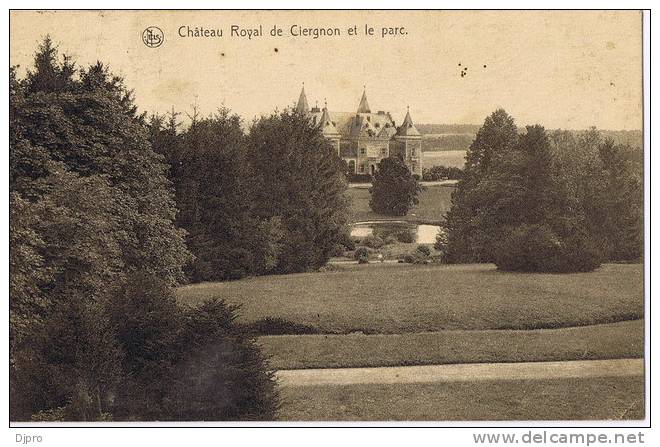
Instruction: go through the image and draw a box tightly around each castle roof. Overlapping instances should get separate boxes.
[356,88,371,113]
[319,104,340,138]
[296,85,310,114]
[396,108,421,137]
[309,110,395,140]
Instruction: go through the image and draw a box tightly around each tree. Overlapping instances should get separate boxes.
[369,157,422,216]
[442,109,519,262]
[10,39,190,420]
[442,110,614,272]
[247,111,350,273]
[596,140,643,260]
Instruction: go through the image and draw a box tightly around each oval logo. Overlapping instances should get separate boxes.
[142,26,164,48]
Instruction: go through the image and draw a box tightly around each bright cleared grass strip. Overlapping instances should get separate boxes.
[275,358,644,387]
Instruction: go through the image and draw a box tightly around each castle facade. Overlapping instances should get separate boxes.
[295,86,422,177]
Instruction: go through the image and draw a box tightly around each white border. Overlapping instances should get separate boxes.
[2,3,655,446]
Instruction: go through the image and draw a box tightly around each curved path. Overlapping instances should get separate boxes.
[275,358,644,387]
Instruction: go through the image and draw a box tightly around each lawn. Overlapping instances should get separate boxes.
[176,263,644,334]
[277,376,645,421]
[258,320,644,370]
[346,184,454,223]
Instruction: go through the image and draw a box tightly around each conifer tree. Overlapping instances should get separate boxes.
[247,111,350,273]
[442,109,519,262]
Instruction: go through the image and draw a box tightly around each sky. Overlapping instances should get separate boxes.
[10,10,643,130]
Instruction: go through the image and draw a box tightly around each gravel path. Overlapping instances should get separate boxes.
[275,358,643,387]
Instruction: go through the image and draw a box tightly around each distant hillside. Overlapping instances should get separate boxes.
[418,125,642,152]
[417,124,481,135]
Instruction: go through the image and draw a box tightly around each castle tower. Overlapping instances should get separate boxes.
[394,107,423,176]
[296,83,310,115]
[319,100,341,155]
[356,86,371,114]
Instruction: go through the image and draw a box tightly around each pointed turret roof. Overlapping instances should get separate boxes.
[296,84,310,114]
[356,87,371,113]
[319,101,339,137]
[397,107,421,137]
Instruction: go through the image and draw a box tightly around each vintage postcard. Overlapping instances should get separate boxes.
[8,9,646,429]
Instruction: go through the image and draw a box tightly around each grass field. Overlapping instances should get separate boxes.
[346,184,454,223]
[258,320,643,370]
[278,376,645,421]
[177,263,643,334]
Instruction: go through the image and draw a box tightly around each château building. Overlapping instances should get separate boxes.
[295,85,422,177]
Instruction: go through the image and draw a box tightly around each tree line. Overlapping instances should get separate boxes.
[439,109,643,272]
[149,106,350,282]
[10,38,348,421]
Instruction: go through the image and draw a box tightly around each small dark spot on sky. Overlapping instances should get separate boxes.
[274,48,279,53]
[610,81,615,87]
[483,64,487,68]
[458,63,461,66]
[221,52,225,57]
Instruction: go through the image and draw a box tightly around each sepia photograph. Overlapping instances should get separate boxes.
[7,8,648,430]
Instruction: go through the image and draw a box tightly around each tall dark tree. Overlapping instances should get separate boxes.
[442,109,519,262]
[369,157,422,216]
[150,109,279,281]
[10,39,190,420]
[596,140,643,260]
[247,111,350,273]
[440,110,610,271]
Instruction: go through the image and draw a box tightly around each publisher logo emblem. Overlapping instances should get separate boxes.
[142,26,164,48]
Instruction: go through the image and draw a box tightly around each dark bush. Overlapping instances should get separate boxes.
[383,235,399,245]
[422,165,464,181]
[354,247,370,264]
[339,233,356,251]
[494,224,602,273]
[161,299,279,421]
[396,230,415,243]
[242,317,319,336]
[416,245,432,257]
[400,252,430,265]
[328,244,346,257]
[361,234,384,249]
[347,173,373,183]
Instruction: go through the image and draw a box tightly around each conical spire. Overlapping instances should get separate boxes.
[296,83,310,114]
[397,106,421,137]
[357,86,371,113]
[320,100,339,136]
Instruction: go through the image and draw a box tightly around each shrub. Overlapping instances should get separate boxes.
[361,234,384,249]
[396,230,415,243]
[242,317,319,336]
[339,233,356,251]
[400,252,429,265]
[423,165,464,181]
[347,173,373,183]
[328,244,346,257]
[161,299,279,421]
[416,245,432,257]
[383,235,398,245]
[434,230,449,252]
[354,247,370,264]
[494,224,602,273]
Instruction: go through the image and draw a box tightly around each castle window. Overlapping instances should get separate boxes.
[375,123,380,128]
[359,164,365,173]
[360,148,366,155]
[411,148,416,156]
[381,148,387,156]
